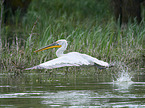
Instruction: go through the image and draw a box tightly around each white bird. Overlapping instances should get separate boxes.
[25,39,113,70]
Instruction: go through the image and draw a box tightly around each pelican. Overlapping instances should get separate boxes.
[25,39,113,70]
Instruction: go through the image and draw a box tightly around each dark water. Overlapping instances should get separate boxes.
[0,69,145,108]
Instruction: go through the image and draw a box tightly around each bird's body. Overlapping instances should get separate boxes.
[25,39,112,70]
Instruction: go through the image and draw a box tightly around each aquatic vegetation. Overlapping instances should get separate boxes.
[0,0,145,73]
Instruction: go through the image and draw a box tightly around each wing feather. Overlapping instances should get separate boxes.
[25,52,90,70]
[81,54,109,67]
[25,52,110,70]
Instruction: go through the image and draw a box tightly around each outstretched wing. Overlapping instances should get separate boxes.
[81,54,110,67]
[25,52,90,70]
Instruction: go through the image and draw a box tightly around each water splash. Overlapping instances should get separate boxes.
[116,71,132,82]
[113,62,133,90]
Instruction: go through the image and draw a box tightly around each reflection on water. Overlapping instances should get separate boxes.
[41,90,92,106]
[0,68,145,107]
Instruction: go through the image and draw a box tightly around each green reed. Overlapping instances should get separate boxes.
[1,0,145,73]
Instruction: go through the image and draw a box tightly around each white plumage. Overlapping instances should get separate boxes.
[25,39,112,70]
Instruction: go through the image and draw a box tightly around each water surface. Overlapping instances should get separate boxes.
[0,69,145,107]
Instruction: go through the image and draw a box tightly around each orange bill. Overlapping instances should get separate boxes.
[34,42,61,52]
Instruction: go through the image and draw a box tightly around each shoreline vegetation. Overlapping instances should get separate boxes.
[0,0,145,73]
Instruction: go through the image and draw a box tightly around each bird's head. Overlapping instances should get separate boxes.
[34,39,67,53]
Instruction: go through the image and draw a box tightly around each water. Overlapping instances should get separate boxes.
[0,68,145,108]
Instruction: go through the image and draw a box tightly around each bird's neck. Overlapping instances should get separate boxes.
[56,48,65,57]
[56,43,67,57]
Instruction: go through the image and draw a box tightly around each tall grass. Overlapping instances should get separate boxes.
[1,0,145,73]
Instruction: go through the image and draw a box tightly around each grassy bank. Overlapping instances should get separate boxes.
[1,0,145,73]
